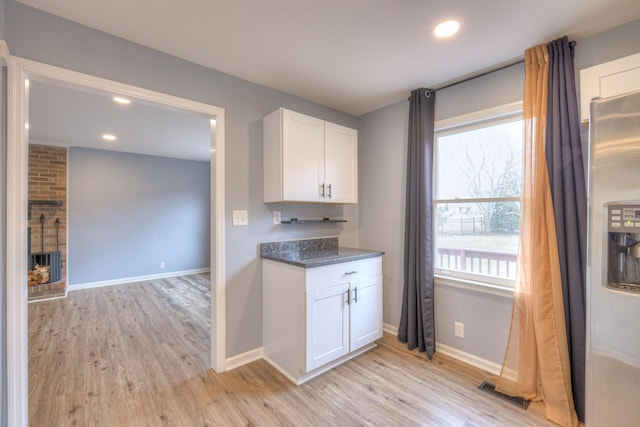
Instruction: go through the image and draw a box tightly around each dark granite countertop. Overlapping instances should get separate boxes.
[260,237,384,268]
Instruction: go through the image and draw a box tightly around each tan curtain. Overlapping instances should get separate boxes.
[496,44,578,427]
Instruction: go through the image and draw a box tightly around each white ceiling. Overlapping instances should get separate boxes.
[29,80,212,162]
[17,0,640,116]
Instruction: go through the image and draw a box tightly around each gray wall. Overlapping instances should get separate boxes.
[68,147,210,284]
[358,19,640,366]
[358,65,523,365]
[5,0,358,358]
[5,0,640,371]
[357,100,408,335]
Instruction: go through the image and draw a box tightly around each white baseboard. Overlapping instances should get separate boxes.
[221,339,501,383]
[436,342,502,376]
[27,291,68,304]
[383,322,398,336]
[225,347,264,371]
[383,323,501,376]
[68,268,211,291]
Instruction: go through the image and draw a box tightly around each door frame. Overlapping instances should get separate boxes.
[6,55,227,426]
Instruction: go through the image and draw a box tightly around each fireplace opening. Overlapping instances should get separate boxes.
[27,213,64,287]
[28,252,62,286]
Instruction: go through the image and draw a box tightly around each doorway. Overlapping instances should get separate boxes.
[6,56,226,425]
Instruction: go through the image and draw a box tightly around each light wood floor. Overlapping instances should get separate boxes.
[29,274,555,426]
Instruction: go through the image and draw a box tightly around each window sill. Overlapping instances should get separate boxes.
[434,274,515,299]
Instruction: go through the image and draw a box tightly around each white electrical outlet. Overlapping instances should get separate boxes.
[232,210,248,226]
[273,211,281,225]
[454,321,464,339]
[160,261,165,269]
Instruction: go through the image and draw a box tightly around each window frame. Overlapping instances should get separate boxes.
[433,101,523,293]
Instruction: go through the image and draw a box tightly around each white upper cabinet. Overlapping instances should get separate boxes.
[281,110,325,202]
[324,122,358,203]
[580,52,640,123]
[263,108,358,203]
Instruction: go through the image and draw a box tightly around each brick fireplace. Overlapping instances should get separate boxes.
[28,144,67,300]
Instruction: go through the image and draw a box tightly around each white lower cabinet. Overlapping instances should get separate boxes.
[307,282,350,369]
[262,256,383,384]
[350,276,384,351]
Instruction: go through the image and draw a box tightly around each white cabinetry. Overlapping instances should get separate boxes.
[349,276,384,351]
[580,52,640,122]
[324,121,358,203]
[263,108,357,203]
[307,282,350,369]
[262,256,382,384]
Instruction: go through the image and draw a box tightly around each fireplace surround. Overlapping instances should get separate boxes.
[28,144,67,300]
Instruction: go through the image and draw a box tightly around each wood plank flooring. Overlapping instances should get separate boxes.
[29,274,555,426]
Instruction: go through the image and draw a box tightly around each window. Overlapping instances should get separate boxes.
[434,103,523,287]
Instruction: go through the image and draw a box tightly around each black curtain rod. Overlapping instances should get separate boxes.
[416,39,577,95]
[432,59,524,92]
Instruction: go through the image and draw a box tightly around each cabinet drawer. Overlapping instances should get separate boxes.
[306,256,381,291]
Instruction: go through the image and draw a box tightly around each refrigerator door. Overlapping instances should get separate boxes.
[587,90,640,426]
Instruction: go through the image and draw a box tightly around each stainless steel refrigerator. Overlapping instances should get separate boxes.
[587,89,640,426]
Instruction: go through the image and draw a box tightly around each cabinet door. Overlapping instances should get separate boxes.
[580,53,640,122]
[350,275,383,351]
[282,109,325,202]
[324,122,357,203]
[307,282,350,370]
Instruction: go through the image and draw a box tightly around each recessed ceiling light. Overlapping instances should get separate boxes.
[102,133,117,141]
[25,123,29,130]
[113,96,131,105]
[434,20,460,38]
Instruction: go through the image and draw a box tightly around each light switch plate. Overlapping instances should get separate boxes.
[273,211,281,225]
[232,210,248,226]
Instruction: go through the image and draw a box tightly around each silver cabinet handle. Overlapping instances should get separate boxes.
[328,184,332,199]
[345,270,358,275]
[320,183,325,198]
[353,287,358,303]
[345,289,350,305]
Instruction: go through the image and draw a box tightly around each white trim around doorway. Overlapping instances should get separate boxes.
[6,56,226,427]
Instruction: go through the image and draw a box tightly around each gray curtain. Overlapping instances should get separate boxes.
[545,36,586,422]
[398,88,436,359]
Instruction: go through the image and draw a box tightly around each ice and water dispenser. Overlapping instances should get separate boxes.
[607,203,640,293]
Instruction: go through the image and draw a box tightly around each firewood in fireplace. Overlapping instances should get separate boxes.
[28,264,50,286]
